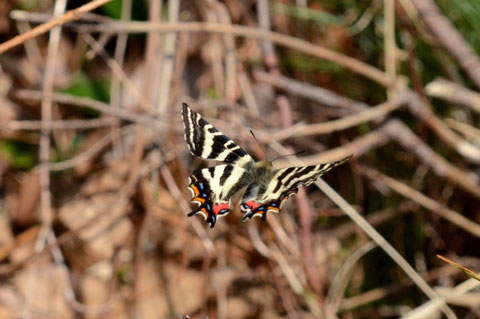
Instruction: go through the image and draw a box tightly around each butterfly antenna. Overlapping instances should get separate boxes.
[250,130,269,161]
[270,150,306,164]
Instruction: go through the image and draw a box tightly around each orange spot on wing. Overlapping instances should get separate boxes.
[192,197,205,203]
[190,185,200,196]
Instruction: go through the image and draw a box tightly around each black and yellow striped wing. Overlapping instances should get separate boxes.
[240,156,351,221]
[187,164,249,228]
[182,103,254,168]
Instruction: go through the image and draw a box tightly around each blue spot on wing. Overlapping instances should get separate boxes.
[198,182,204,190]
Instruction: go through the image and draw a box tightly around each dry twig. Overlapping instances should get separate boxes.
[425,78,480,114]
[361,166,480,237]
[411,0,480,90]
[78,21,392,87]
[0,0,113,54]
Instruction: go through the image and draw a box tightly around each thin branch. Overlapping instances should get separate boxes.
[238,67,260,117]
[312,178,456,319]
[278,146,457,318]
[254,71,368,112]
[263,97,405,142]
[0,149,176,278]
[274,128,389,168]
[325,241,377,318]
[327,201,417,239]
[155,0,180,114]
[405,92,480,164]
[411,0,480,90]
[24,2,68,318]
[402,276,480,318]
[383,119,480,199]
[445,118,480,143]
[384,0,397,98]
[339,265,457,311]
[362,167,480,237]
[425,77,480,114]
[10,9,113,25]
[81,34,154,112]
[0,0,113,54]
[15,89,159,126]
[46,124,136,171]
[49,230,117,314]
[37,0,67,254]
[78,21,392,87]
[110,0,131,109]
[1,118,119,131]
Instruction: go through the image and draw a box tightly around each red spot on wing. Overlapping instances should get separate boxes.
[213,203,230,215]
[245,201,261,211]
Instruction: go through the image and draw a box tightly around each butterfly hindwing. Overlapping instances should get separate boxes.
[187,164,249,228]
[182,103,254,168]
[240,156,351,221]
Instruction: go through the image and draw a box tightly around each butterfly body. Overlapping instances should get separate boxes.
[249,161,276,186]
[182,103,351,228]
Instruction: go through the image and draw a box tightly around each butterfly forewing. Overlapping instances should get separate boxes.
[182,103,254,168]
[240,156,351,221]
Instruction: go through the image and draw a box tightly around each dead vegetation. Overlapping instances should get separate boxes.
[0,0,480,318]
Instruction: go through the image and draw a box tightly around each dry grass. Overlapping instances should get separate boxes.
[0,0,479,318]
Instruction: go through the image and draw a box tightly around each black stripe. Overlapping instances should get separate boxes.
[283,165,317,190]
[224,151,244,165]
[272,167,296,193]
[192,116,205,156]
[226,142,238,149]
[208,167,215,178]
[219,165,233,186]
[208,135,230,159]
[182,104,252,164]
[207,126,218,134]
[233,147,248,157]
[276,167,296,182]
[224,152,236,164]
[182,104,193,144]
[208,135,249,162]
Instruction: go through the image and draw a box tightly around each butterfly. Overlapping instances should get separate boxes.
[182,103,351,228]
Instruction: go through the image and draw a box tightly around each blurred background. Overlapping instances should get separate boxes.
[0,0,480,318]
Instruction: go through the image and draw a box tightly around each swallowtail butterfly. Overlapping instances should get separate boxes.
[182,103,351,228]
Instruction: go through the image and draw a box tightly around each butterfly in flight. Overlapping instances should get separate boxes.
[182,103,351,228]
